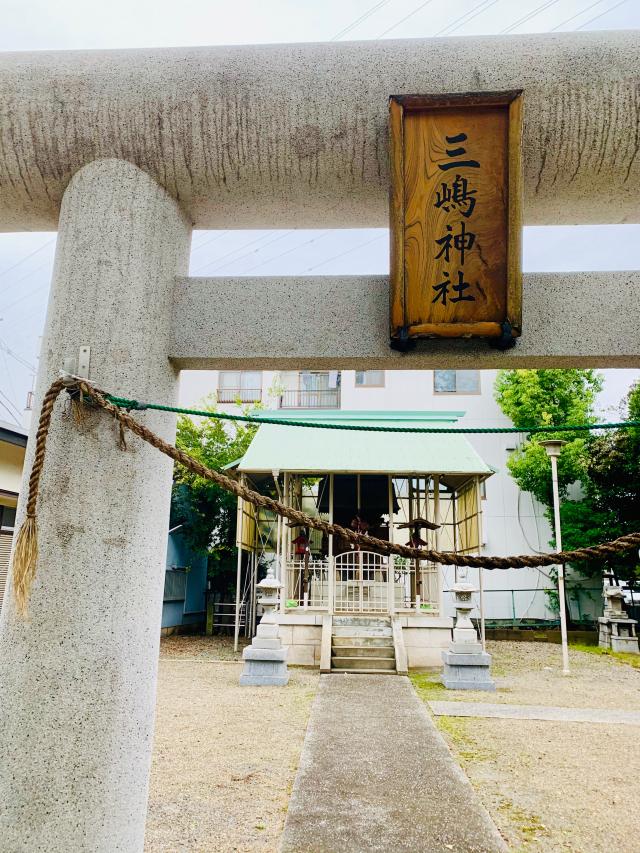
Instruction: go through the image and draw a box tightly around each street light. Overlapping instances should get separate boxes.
[539,439,570,675]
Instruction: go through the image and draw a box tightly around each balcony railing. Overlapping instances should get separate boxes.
[278,389,340,409]
[217,388,262,404]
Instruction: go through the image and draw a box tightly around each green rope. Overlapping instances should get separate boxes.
[104,394,640,436]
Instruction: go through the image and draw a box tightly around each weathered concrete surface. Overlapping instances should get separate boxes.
[280,674,507,853]
[429,701,640,725]
[1,31,640,231]
[0,159,191,852]
[171,271,640,369]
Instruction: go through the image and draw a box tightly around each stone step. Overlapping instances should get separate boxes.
[330,668,398,675]
[331,635,394,649]
[331,655,396,671]
[331,644,395,659]
[332,615,391,628]
[332,626,393,639]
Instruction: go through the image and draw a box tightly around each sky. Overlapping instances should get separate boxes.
[1,0,639,425]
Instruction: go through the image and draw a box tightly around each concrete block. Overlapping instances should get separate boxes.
[287,644,316,667]
[292,625,322,645]
[611,636,640,653]
[252,638,283,650]
[441,648,495,692]
[277,626,294,645]
[442,651,492,667]
[243,646,289,662]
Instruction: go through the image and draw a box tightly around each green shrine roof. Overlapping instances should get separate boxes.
[236,410,493,480]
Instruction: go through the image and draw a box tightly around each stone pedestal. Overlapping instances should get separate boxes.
[442,579,495,691]
[598,580,639,654]
[240,567,289,686]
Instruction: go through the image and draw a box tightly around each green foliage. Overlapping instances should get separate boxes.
[494,368,602,430]
[169,394,257,588]
[494,369,602,506]
[559,381,640,582]
[495,373,640,584]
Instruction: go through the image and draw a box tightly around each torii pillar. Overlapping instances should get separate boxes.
[0,159,191,851]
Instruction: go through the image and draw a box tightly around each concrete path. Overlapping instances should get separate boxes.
[429,701,640,725]
[280,674,506,853]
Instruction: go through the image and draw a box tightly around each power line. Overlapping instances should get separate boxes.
[0,399,21,426]
[191,231,281,275]
[0,280,49,315]
[243,232,331,274]
[191,231,228,252]
[0,256,52,301]
[576,0,630,29]
[500,0,564,34]
[331,0,394,40]
[0,346,17,408]
[305,232,386,272]
[378,0,439,37]
[0,389,22,425]
[551,0,613,30]
[201,230,296,276]
[0,238,54,283]
[0,338,36,373]
[435,0,503,37]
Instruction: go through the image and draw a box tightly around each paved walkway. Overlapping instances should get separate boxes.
[280,674,507,853]
[429,700,640,725]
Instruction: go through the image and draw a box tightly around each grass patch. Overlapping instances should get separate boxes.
[570,642,640,670]
[498,798,549,849]
[428,714,495,763]
[409,671,449,700]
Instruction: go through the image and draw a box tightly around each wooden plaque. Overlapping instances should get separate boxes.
[389,91,523,347]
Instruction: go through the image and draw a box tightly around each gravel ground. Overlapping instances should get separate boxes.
[145,644,317,853]
[159,633,249,661]
[412,641,640,852]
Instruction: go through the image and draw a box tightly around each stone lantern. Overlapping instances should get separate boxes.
[239,566,290,686]
[598,572,639,654]
[442,571,495,690]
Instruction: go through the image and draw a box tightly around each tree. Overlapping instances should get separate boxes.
[169,396,257,595]
[494,369,604,622]
[494,369,603,507]
[495,371,640,599]
[559,381,640,584]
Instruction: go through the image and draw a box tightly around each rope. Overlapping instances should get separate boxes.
[104,394,640,436]
[11,376,640,616]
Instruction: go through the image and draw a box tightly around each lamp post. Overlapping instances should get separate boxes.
[539,439,570,675]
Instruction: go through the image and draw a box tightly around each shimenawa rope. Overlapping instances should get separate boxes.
[11,377,640,615]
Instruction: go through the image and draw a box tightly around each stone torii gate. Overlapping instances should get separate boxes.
[0,31,639,852]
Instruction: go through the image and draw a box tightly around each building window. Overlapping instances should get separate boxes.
[355,370,385,387]
[434,370,480,394]
[217,370,262,403]
[279,371,341,409]
[0,505,17,532]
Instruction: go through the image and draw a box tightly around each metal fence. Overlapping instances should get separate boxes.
[441,585,604,627]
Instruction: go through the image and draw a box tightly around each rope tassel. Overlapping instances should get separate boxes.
[12,516,38,617]
[11,377,66,616]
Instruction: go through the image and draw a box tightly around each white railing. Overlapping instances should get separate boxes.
[278,389,340,409]
[217,387,262,403]
[282,553,440,614]
[334,551,390,613]
[391,557,440,614]
[285,558,329,608]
